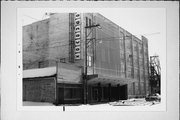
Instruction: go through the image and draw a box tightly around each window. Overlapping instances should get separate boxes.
[87,55,92,67]
[85,17,92,27]
[29,33,33,40]
[60,58,66,63]
[64,88,81,99]
[38,61,44,68]
[36,25,38,31]
[86,17,88,26]
[89,18,91,26]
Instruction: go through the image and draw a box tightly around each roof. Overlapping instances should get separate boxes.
[23,67,56,78]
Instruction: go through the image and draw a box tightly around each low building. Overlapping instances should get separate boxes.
[23,67,57,103]
[23,13,150,104]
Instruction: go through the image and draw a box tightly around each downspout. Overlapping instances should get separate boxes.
[55,61,58,105]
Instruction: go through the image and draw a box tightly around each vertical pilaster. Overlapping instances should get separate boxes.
[123,31,127,78]
[131,35,134,78]
[137,41,141,96]
[146,39,150,95]
[142,39,146,95]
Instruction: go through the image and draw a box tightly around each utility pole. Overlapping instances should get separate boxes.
[84,21,101,104]
[84,23,88,104]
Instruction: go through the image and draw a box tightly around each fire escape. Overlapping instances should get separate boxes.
[149,56,161,94]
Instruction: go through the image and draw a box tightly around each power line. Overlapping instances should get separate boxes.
[141,32,160,36]
[23,15,40,21]
[23,34,149,52]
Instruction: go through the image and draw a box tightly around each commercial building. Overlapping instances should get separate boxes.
[23,13,150,104]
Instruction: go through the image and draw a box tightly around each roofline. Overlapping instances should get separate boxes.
[23,74,57,79]
[95,13,147,42]
[23,18,50,28]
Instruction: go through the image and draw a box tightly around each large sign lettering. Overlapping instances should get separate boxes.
[74,13,81,60]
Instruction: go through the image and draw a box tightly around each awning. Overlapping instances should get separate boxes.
[23,67,56,78]
[87,74,136,86]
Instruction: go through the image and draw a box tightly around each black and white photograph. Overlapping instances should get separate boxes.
[18,8,166,111]
[1,1,179,120]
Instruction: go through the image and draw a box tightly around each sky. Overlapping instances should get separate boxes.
[20,8,166,62]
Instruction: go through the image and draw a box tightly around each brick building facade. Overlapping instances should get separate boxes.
[23,13,150,104]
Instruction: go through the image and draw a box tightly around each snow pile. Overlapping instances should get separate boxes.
[23,67,56,78]
[23,101,54,106]
[109,98,159,106]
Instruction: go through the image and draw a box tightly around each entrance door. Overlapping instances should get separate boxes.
[58,88,64,104]
[120,85,128,100]
[93,88,98,101]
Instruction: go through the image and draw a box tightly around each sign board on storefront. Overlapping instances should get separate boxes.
[74,13,81,60]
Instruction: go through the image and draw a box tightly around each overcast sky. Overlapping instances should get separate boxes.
[20,8,166,62]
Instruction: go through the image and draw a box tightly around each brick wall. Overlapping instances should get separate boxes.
[48,13,70,65]
[23,19,50,69]
[23,13,70,69]
[23,76,56,103]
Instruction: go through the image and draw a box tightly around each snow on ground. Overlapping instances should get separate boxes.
[23,101,54,106]
[22,102,162,111]
[23,98,161,112]
[64,99,161,111]
[109,98,158,106]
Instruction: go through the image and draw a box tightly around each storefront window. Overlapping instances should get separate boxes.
[64,88,81,99]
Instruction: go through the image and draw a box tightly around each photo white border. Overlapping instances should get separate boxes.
[1,1,179,120]
[17,7,166,112]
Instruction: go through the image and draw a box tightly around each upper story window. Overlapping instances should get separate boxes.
[89,18,91,26]
[38,61,44,68]
[85,17,92,27]
[86,17,88,26]
[60,58,66,63]
[87,55,92,67]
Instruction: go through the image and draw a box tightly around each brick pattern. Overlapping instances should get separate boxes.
[23,19,50,70]
[23,77,56,103]
[23,14,70,69]
[48,13,70,62]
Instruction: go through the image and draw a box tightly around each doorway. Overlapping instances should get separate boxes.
[119,85,128,100]
[92,88,98,101]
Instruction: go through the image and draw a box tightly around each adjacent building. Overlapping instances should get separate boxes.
[23,13,150,104]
